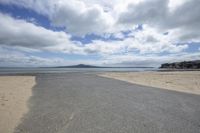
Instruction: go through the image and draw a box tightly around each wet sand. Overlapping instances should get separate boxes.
[0,76,35,133]
[99,71,200,95]
[14,73,200,133]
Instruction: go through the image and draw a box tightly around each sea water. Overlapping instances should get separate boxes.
[0,67,158,74]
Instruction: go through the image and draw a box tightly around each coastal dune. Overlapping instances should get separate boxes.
[99,71,200,95]
[0,76,35,133]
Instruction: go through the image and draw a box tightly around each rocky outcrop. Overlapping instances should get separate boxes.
[160,60,200,69]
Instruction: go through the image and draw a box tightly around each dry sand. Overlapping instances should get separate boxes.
[99,71,200,95]
[0,76,35,133]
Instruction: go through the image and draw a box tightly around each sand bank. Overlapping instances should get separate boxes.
[0,76,35,133]
[99,71,200,95]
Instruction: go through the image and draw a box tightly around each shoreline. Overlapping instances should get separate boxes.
[0,71,200,132]
[0,72,199,132]
[99,71,200,95]
[0,76,35,133]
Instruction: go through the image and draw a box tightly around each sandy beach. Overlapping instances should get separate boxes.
[0,76,35,133]
[13,73,200,133]
[99,71,200,95]
[0,72,200,133]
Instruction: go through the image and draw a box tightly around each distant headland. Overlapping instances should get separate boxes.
[160,60,200,69]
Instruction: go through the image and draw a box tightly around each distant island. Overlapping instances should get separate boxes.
[160,60,200,69]
[53,64,154,68]
[55,64,101,68]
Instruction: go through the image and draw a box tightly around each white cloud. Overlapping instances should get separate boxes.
[168,0,189,12]
[0,0,200,66]
[84,25,188,55]
[1,0,200,42]
[0,13,82,54]
[1,45,199,67]
[0,47,106,67]
[0,0,114,36]
[0,47,65,67]
[113,32,125,39]
[0,13,188,56]
[118,0,200,42]
[50,1,114,36]
[101,52,200,67]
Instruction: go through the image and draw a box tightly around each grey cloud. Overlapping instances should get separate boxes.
[118,0,168,25]
[145,36,159,43]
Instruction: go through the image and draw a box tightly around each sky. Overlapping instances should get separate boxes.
[0,0,200,67]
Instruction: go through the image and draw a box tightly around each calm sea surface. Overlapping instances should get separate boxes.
[0,67,158,74]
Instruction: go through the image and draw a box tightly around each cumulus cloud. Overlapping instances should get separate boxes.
[1,0,200,41]
[50,1,114,36]
[0,0,200,66]
[118,0,200,42]
[84,25,188,55]
[0,13,121,55]
[0,13,187,56]
[0,13,82,53]
[0,0,114,36]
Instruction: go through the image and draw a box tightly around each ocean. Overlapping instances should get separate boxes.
[0,67,158,74]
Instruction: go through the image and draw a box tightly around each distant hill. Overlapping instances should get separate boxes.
[53,64,154,68]
[55,64,101,68]
[160,60,200,69]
